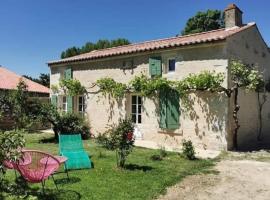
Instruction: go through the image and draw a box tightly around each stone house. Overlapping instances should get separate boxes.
[0,66,50,129]
[48,4,270,154]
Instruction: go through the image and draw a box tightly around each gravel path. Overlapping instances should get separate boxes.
[158,151,270,200]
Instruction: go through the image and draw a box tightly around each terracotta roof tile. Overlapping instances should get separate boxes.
[0,67,49,94]
[48,23,256,65]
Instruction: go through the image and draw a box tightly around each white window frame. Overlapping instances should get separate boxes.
[168,58,176,73]
[78,95,86,114]
[131,95,142,124]
[62,96,67,112]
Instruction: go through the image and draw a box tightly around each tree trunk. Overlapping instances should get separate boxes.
[257,92,267,141]
[233,86,240,150]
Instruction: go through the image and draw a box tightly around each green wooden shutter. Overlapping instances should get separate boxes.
[65,67,73,112]
[159,89,167,129]
[64,67,72,79]
[166,89,180,130]
[67,96,73,112]
[51,95,58,107]
[149,57,162,76]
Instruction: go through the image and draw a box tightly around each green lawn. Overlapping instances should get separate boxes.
[2,133,215,200]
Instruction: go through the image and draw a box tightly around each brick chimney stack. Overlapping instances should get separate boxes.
[224,4,243,28]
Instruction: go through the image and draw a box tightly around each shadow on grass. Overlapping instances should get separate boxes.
[40,137,57,144]
[1,177,81,200]
[55,177,81,185]
[124,164,153,172]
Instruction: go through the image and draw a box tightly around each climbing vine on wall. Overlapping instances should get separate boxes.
[54,61,265,150]
[95,71,225,99]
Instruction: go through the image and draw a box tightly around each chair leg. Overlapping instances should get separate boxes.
[51,175,59,191]
[41,180,45,195]
[64,164,70,180]
[14,170,17,179]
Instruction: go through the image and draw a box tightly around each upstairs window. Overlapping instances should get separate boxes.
[168,59,176,72]
[131,95,142,124]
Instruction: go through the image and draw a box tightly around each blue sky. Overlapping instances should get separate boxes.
[0,0,269,77]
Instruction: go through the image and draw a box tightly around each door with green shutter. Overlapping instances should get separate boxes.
[159,89,180,130]
[65,68,73,112]
[149,57,162,77]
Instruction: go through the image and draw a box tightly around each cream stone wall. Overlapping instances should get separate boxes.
[227,25,270,150]
[50,42,229,151]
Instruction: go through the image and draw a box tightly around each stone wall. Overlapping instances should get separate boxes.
[227,24,270,150]
[50,42,229,152]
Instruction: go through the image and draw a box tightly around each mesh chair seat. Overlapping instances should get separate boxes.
[59,134,92,170]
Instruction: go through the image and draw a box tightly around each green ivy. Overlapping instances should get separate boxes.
[230,60,264,91]
[96,78,127,99]
[59,79,87,96]
[96,71,225,99]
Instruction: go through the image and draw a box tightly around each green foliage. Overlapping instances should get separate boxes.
[61,46,80,59]
[97,118,134,168]
[0,80,36,129]
[0,130,25,179]
[57,112,91,139]
[182,140,196,160]
[96,77,127,99]
[181,10,224,35]
[2,132,214,200]
[176,71,225,95]
[230,60,264,91]
[59,79,87,96]
[61,38,131,59]
[96,71,225,99]
[23,73,50,88]
[38,103,91,140]
[51,84,59,94]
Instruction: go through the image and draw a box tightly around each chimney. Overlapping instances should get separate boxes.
[224,4,243,28]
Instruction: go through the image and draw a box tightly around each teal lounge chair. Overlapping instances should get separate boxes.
[59,134,92,170]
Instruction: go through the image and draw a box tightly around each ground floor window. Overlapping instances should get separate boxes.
[131,95,142,124]
[78,96,86,113]
[62,96,67,112]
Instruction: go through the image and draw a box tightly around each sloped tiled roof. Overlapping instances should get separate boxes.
[48,23,256,65]
[0,67,49,94]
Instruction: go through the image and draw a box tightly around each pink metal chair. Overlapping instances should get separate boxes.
[3,150,32,178]
[15,150,60,193]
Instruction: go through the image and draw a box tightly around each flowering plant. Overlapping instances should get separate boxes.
[97,118,134,168]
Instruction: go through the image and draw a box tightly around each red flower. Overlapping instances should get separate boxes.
[127,132,133,141]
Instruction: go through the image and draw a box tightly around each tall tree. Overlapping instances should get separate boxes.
[23,73,50,88]
[61,38,131,59]
[181,10,224,36]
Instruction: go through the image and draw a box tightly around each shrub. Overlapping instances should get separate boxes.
[96,118,134,168]
[57,112,91,140]
[38,103,91,140]
[0,130,25,180]
[182,140,196,160]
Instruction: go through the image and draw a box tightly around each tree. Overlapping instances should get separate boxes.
[181,10,224,36]
[61,38,131,59]
[23,73,50,88]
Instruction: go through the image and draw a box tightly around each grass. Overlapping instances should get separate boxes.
[1,132,215,200]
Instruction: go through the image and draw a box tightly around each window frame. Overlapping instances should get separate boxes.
[168,58,176,73]
[131,95,142,124]
[62,96,67,112]
[78,95,86,114]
